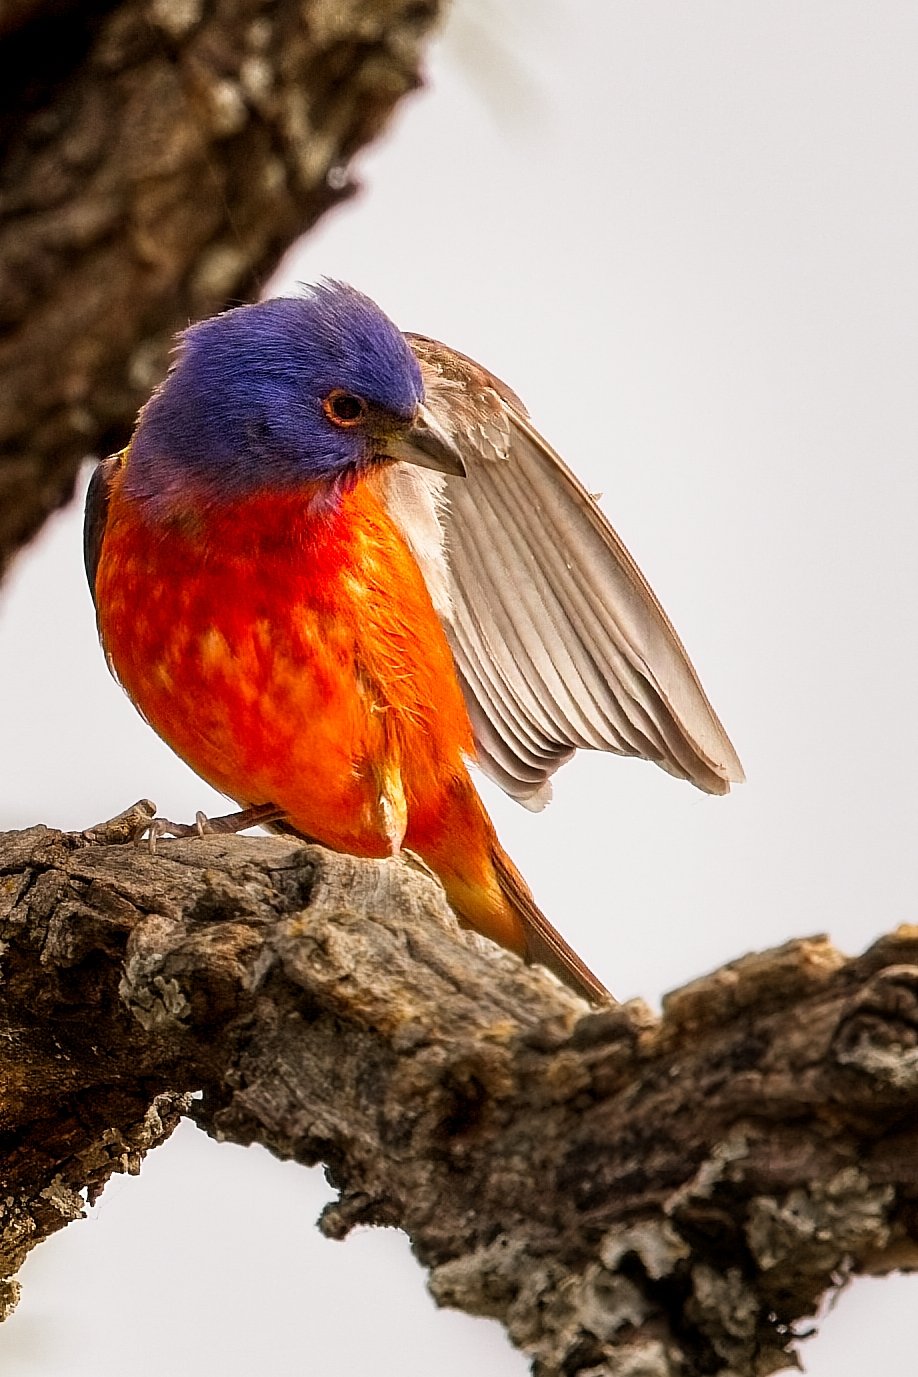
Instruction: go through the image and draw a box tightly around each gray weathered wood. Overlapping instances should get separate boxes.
[2,817,917,1373]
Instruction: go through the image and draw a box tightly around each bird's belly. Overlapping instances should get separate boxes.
[100,584,413,858]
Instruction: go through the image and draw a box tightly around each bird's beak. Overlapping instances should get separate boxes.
[387,405,466,477]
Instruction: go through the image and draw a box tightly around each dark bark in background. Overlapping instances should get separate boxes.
[0,0,443,576]
[3,816,918,1375]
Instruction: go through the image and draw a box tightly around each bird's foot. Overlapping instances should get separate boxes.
[400,849,439,884]
[137,802,285,853]
[81,799,158,846]
[137,813,207,853]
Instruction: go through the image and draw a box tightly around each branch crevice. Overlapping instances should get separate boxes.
[1,821,917,1375]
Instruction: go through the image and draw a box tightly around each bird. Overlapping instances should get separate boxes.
[84,282,743,1005]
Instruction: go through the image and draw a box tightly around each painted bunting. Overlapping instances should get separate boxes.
[84,283,743,1004]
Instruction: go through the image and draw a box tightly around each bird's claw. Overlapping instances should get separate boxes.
[81,799,157,846]
[401,848,439,883]
[135,802,286,852]
[137,815,202,853]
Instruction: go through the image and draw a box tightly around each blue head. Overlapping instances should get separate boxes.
[124,282,462,512]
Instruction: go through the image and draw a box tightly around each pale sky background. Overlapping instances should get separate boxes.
[2,2,917,1373]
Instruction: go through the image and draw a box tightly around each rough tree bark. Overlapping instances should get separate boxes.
[3,7,916,1374]
[3,812,918,1375]
[0,0,443,575]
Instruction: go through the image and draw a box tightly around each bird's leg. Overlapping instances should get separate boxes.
[401,849,439,884]
[138,802,286,853]
[194,803,286,835]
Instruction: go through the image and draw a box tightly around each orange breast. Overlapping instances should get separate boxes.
[94,467,481,861]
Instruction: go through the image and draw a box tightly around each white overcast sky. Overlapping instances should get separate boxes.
[2,2,917,1373]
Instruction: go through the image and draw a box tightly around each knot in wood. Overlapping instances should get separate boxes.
[830,963,918,1102]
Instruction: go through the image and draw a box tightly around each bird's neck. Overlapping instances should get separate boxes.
[121,442,358,537]
[109,460,378,582]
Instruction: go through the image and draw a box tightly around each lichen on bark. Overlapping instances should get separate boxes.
[2,819,918,1374]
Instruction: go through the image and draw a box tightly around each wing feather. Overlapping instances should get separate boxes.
[390,336,744,805]
[83,451,123,612]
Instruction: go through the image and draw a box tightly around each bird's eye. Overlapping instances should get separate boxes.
[322,390,368,427]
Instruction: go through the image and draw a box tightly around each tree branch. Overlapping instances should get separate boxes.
[2,818,917,1374]
[0,0,443,575]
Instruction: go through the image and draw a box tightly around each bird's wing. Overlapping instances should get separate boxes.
[83,451,123,612]
[398,334,744,808]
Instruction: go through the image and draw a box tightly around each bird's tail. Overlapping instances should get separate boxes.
[438,821,612,1006]
[274,802,611,1005]
[488,842,612,1006]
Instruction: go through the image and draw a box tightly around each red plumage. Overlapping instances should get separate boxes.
[95,459,598,989]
